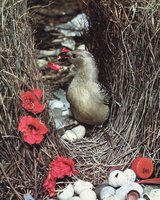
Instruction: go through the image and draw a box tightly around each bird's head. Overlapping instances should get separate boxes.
[59,50,95,67]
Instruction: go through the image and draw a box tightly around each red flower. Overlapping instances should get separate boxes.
[20,89,45,114]
[47,62,62,71]
[18,116,48,144]
[50,156,79,178]
[43,156,79,197]
[43,171,56,197]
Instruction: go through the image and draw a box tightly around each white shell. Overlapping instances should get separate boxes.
[79,189,96,200]
[108,170,129,187]
[68,197,81,200]
[137,198,146,200]
[71,125,86,140]
[49,100,64,109]
[123,169,136,182]
[74,180,93,195]
[100,186,116,199]
[143,189,160,200]
[61,130,77,143]
[116,182,143,200]
[57,184,74,200]
[103,195,120,200]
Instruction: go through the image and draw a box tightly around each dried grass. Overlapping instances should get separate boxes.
[79,0,160,180]
[0,1,66,199]
[0,0,160,199]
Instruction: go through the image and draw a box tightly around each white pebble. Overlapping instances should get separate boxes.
[57,184,74,200]
[68,197,80,200]
[123,169,136,182]
[108,170,129,187]
[79,189,96,200]
[71,125,86,140]
[143,189,160,200]
[102,195,120,200]
[116,182,143,200]
[74,180,93,195]
[61,130,77,143]
[100,186,116,199]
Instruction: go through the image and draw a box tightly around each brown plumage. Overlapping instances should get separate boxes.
[66,50,109,125]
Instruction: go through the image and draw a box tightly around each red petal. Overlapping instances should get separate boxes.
[31,89,43,99]
[43,172,56,197]
[32,100,45,114]
[50,156,79,178]
[20,90,45,114]
[18,116,48,145]
[47,62,62,71]
[24,134,36,145]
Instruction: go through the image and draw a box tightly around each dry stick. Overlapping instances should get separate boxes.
[0,163,23,200]
[33,147,38,198]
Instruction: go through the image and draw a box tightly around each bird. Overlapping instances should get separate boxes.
[60,49,109,125]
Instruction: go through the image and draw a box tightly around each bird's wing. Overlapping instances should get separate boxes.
[87,82,109,105]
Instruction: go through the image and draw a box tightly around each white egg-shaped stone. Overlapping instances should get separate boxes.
[49,100,64,109]
[74,180,93,195]
[57,184,74,200]
[72,125,86,140]
[129,182,143,196]
[143,189,160,200]
[61,130,77,143]
[100,186,116,199]
[123,169,136,182]
[79,189,96,200]
[116,182,143,200]
[68,197,81,200]
[108,170,129,187]
[103,195,120,200]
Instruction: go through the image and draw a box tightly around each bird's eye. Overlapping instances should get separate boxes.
[72,53,76,58]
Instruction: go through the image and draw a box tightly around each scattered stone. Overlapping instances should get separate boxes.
[123,169,136,182]
[68,197,80,200]
[108,170,129,187]
[116,182,143,200]
[100,186,116,200]
[57,184,74,200]
[74,179,93,195]
[79,189,96,200]
[143,189,160,200]
[62,125,86,142]
[62,130,77,143]
[71,125,86,140]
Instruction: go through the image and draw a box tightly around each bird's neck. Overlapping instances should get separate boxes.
[76,58,99,81]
